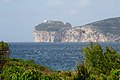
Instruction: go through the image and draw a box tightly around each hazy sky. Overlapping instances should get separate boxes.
[0,0,120,42]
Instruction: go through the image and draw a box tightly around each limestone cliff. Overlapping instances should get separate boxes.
[33,18,120,42]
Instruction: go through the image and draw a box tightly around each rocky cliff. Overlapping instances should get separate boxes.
[33,18,120,42]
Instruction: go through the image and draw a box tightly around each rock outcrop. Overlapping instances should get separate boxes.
[33,17,120,42]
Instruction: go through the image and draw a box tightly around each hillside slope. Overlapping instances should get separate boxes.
[84,17,120,36]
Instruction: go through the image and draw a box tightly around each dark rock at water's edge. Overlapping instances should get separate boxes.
[34,17,120,42]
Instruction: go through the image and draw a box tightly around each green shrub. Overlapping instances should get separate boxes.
[1,42,120,80]
[77,42,120,80]
[0,41,9,70]
[0,41,9,51]
[1,59,77,80]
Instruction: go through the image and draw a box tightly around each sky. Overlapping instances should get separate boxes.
[0,0,120,42]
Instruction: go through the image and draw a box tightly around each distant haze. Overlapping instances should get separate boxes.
[0,0,120,42]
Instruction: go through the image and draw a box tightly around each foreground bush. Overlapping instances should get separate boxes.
[0,42,120,80]
[77,43,120,80]
[0,41,9,70]
[0,58,76,80]
[0,41,9,51]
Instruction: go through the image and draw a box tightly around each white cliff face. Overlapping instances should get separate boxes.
[34,31,56,42]
[33,19,120,42]
[33,26,114,42]
[80,26,108,42]
[61,28,82,42]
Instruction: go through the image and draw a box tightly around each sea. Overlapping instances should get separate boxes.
[9,42,120,71]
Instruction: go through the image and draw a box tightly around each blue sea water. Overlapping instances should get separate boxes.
[9,42,120,71]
